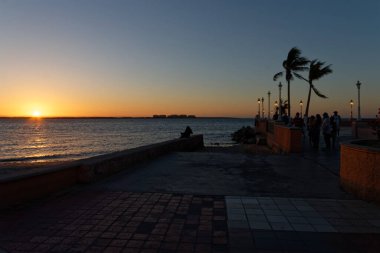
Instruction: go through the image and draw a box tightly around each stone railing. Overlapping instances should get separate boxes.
[352,121,373,139]
[256,120,302,153]
[0,135,204,208]
[340,140,380,203]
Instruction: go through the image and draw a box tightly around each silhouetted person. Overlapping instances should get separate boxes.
[322,112,331,150]
[292,112,303,128]
[181,126,193,138]
[272,112,279,121]
[308,115,315,146]
[282,114,289,125]
[333,111,341,136]
[311,114,322,149]
[330,116,337,149]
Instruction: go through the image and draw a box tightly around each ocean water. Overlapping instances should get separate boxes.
[0,118,253,164]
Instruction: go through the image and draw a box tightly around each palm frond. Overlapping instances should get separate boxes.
[293,66,309,72]
[294,56,310,66]
[273,71,283,81]
[320,65,333,75]
[309,60,333,81]
[311,85,328,98]
[286,48,309,71]
[287,47,302,61]
[293,72,309,82]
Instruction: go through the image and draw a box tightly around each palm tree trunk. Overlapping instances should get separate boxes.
[287,79,291,118]
[305,81,312,117]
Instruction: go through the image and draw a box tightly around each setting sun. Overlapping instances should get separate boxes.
[32,111,41,117]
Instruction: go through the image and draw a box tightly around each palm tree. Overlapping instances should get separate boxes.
[273,47,309,118]
[300,60,332,118]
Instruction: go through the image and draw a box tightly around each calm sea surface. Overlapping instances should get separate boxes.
[0,118,253,164]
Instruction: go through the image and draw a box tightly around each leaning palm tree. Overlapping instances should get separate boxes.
[273,47,309,118]
[295,60,332,117]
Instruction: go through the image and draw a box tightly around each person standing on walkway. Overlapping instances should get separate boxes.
[292,112,304,128]
[311,114,322,149]
[322,112,331,150]
[333,111,341,136]
[330,116,337,149]
[308,115,316,147]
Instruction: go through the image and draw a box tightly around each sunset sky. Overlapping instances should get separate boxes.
[1,0,379,118]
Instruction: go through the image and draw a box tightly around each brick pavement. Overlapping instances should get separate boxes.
[1,190,380,253]
[0,191,228,253]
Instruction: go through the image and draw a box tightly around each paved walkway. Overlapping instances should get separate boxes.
[1,130,380,252]
[226,196,380,233]
[1,191,380,253]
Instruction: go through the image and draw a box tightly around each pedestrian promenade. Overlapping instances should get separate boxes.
[1,129,379,252]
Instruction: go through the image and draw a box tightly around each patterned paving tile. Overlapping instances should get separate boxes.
[226,196,380,234]
[0,192,229,253]
[2,191,380,252]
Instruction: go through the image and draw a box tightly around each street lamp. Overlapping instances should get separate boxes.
[350,99,354,121]
[267,91,271,119]
[261,97,264,118]
[257,98,261,119]
[278,82,282,119]
[356,81,361,121]
[299,100,303,117]
[274,101,278,119]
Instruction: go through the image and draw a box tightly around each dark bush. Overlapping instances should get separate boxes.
[232,126,256,144]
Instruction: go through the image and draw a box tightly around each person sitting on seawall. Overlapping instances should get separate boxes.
[181,126,193,138]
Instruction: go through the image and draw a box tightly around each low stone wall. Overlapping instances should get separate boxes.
[256,120,303,153]
[340,140,380,203]
[255,120,268,135]
[352,120,378,140]
[267,125,303,153]
[0,135,204,208]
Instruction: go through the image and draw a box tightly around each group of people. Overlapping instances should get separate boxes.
[293,111,341,150]
[262,109,343,150]
[285,111,341,150]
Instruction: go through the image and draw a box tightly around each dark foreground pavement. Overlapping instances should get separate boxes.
[1,190,380,253]
[1,135,380,252]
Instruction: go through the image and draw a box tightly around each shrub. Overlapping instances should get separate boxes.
[232,126,256,144]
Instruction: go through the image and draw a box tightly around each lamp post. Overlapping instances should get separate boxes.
[356,81,361,121]
[267,91,271,119]
[257,98,261,119]
[278,82,282,119]
[299,100,303,117]
[261,97,264,118]
[274,101,278,120]
[350,99,354,121]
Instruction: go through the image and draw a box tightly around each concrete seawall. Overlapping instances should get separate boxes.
[0,135,204,208]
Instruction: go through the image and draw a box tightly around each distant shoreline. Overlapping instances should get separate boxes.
[0,116,252,120]
[0,116,376,121]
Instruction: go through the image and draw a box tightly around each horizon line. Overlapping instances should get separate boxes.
[0,116,252,119]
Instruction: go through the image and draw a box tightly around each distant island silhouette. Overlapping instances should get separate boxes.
[153,114,196,118]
